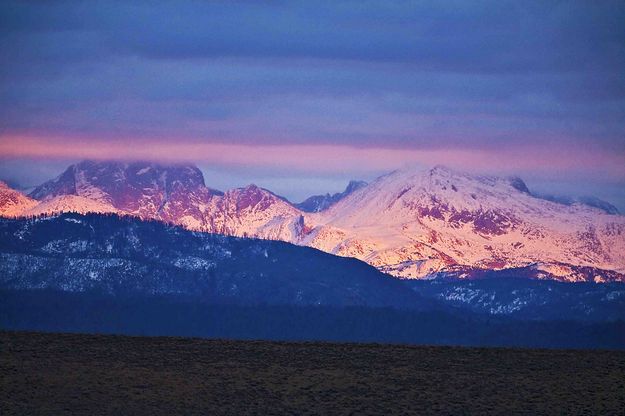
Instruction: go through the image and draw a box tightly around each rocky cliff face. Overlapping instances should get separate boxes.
[29,161,221,227]
[295,180,368,212]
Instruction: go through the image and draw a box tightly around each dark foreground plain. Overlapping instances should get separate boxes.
[1,331,624,415]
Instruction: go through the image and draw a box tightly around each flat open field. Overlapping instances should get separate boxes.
[1,331,624,415]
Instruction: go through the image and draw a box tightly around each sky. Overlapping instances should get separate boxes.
[0,1,624,207]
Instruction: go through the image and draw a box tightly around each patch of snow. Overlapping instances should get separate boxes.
[136,167,152,175]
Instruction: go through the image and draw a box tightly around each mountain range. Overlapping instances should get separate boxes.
[1,160,624,282]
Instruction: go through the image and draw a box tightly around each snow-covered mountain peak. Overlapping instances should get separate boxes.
[26,160,226,229]
[30,159,220,206]
[226,184,292,210]
[0,181,38,217]
[236,183,266,197]
[428,164,455,175]
[325,166,518,217]
[310,165,625,280]
[202,183,303,240]
[350,165,566,217]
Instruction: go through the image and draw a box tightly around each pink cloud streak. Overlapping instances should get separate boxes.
[1,135,623,181]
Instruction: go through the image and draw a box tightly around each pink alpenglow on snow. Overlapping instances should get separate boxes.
[3,161,624,283]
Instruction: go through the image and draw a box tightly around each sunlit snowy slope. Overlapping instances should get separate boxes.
[3,161,624,282]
